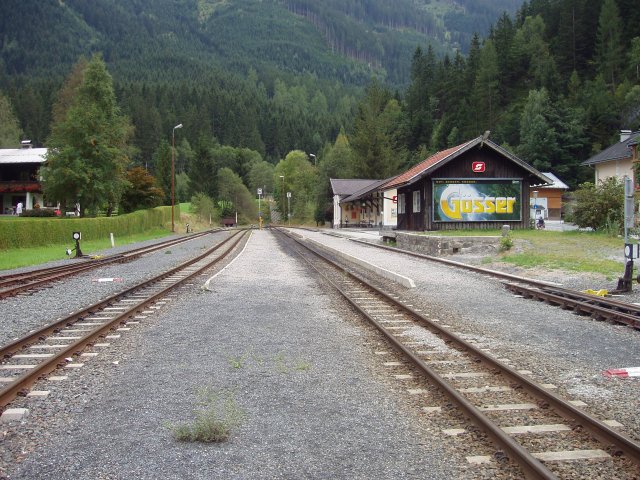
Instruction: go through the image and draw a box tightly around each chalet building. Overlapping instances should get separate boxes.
[581,130,640,185]
[530,172,569,220]
[381,135,551,231]
[0,142,47,215]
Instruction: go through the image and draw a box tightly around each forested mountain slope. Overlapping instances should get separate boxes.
[0,0,522,86]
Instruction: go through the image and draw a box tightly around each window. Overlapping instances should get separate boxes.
[413,190,421,213]
[397,193,405,214]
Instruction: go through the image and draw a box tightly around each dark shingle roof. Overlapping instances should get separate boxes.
[330,179,380,197]
[581,131,640,166]
[341,178,393,203]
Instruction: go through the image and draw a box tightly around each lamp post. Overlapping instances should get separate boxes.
[279,175,285,224]
[171,123,183,233]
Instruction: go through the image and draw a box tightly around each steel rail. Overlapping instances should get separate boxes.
[0,230,214,283]
[0,230,242,360]
[0,230,216,298]
[348,237,640,329]
[276,228,640,476]
[504,282,640,329]
[0,230,249,408]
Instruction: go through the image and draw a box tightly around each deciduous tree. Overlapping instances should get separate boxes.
[120,166,164,213]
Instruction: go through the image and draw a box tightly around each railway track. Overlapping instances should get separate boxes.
[275,228,640,479]
[0,229,249,409]
[349,237,640,331]
[503,282,640,330]
[0,230,216,299]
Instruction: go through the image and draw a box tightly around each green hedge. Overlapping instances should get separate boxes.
[0,205,180,249]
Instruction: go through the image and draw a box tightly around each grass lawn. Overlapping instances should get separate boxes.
[419,228,627,278]
[0,228,173,271]
[501,230,626,278]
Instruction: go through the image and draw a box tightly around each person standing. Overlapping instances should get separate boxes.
[15,202,23,215]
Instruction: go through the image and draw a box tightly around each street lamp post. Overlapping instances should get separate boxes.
[171,123,183,233]
[287,191,291,226]
[279,175,285,224]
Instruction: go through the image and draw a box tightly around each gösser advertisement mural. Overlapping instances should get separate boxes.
[433,179,522,222]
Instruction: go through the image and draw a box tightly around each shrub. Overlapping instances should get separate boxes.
[166,388,244,443]
[0,206,177,249]
[20,209,57,217]
[191,193,219,223]
[569,178,624,233]
[499,235,513,252]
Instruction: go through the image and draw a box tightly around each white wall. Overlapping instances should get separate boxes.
[382,188,397,227]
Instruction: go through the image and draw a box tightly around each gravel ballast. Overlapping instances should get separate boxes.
[3,230,457,479]
[0,232,231,346]
[294,229,640,446]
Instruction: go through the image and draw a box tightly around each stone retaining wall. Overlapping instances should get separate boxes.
[395,232,501,256]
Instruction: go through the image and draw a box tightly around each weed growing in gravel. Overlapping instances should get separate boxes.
[272,352,311,373]
[164,250,172,254]
[274,351,288,373]
[228,351,250,369]
[294,360,311,371]
[166,388,244,443]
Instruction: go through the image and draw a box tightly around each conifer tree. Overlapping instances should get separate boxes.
[517,88,558,172]
[473,39,500,131]
[0,91,22,147]
[595,0,624,92]
[42,54,133,215]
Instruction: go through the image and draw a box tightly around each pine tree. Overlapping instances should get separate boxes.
[0,91,22,147]
[517,88,558,171]
[595,0,624,92]
[351,81,402,179]
[473,39,500,131]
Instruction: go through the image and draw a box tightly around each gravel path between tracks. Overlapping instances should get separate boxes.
[0,232,231,346]
[293,229,640,453]
[3,230,457,479]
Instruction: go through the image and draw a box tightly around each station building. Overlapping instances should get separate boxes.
[334,135,552,231]
[0,143,47,215]
[330,178,397,229]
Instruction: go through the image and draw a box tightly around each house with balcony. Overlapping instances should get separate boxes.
[0,142,47,215]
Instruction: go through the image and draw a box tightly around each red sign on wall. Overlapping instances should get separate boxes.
[392,195,397,204]
[472,161,486,173]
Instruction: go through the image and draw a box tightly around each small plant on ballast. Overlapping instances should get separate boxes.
[166,387,245,443]
[498,234,513,252]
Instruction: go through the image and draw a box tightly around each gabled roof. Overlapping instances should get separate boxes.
[382,140,473,189]
[330,178,380,197]
[382,136,551,189]
[341,178,392,203]
[581,131,640,166]
[0,147,47,164]
[532,172,569,190]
